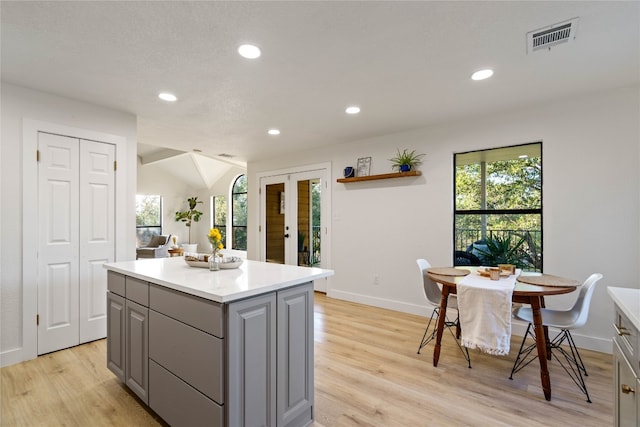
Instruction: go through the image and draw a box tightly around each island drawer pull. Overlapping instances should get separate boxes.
[613,323,631,336]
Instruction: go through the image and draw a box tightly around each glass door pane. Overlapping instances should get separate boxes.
[296,178,321,267]
[265,182,285,264]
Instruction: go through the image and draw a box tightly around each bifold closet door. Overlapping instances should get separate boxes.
[38,133,81,354]
[37,132,115,355]
[79,140,115,343]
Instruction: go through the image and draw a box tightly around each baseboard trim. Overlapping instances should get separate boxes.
[0,347,33,368]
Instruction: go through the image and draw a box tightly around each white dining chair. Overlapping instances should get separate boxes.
[509,273,603,402]
[416,259,470,367]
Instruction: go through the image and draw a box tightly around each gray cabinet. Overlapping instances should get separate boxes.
[107,272,149,404]
[106,291,125,382]
[227,282,314,427]
[107,272,315,427]
[228,292,277,427]
[277,284,314,427]
[125,300,148,403]
[613,303,639,426]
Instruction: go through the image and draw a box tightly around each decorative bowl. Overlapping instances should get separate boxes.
[184,253,210,268]
[218,257,243,269]
[185,259,209,268]
[183,255,243,269]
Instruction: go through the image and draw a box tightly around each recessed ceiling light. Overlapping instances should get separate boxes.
[158,92,177,102]
[345,106,360,114]
[238,44,261,59]
[268,129,280,135]
[471,69,494,81]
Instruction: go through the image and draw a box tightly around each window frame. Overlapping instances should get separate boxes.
[453,142,543,271]
[231,174,247,250]
[211,194,227,247]
[135,194,163,247]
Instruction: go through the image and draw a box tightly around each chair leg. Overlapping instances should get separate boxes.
[417,307,439,354]
[549,329,591,403]
[417,308,471,368]
[509,323,538,379]
[510,325,591,403]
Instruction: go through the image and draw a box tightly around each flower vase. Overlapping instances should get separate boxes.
[209,250,220,271]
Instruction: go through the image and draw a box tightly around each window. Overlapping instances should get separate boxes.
[231,174,247,250]
[211,195,227,246]
[454,142,542,271]
[136,195,162,246]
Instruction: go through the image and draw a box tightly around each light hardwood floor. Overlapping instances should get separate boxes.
[1,293,613,426]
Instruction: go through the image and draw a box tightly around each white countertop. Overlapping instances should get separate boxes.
[104,257,334,303]
[608,287,640,330]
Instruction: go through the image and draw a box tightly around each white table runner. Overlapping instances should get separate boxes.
[457,270,519,356]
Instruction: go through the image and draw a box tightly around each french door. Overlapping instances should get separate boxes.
[259,166,330,291]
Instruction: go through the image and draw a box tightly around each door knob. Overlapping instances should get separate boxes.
[621,384,635,394]
[284,234,290,238]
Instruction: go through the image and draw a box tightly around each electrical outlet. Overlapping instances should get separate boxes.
[373,274,380,286]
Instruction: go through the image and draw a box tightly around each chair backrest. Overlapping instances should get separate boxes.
[416,259,442,306]
[569,273,603,329]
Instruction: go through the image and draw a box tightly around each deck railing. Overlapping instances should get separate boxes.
[456,228,542,271]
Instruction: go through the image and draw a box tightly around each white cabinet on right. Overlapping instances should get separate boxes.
[609,287,640,427]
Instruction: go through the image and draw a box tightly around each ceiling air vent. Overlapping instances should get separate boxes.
[527,17,579,53]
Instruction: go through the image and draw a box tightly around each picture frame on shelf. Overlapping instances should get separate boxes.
[356,157,371,177]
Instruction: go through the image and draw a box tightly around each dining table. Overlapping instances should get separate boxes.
[426,266,579,401]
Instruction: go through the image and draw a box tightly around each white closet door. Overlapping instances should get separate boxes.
[79,140,115,343]
[38,133,80,354]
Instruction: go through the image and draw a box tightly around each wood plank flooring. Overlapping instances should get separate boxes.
[1,292,613,426]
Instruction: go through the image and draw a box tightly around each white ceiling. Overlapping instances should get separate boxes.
[2,1,639,168]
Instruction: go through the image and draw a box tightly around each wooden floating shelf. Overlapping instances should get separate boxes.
[336,170,421,183]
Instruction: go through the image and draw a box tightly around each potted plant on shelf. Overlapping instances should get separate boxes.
[175,196,203,252]
[389,148,425,172]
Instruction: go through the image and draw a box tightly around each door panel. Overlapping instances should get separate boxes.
[38,133,80,354]
[260,167,329,292]
[79,140,115,343]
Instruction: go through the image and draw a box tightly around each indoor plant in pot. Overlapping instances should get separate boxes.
[389,148,425,172]
[175,196,203,252]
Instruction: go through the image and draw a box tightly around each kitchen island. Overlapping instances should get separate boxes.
[104,257,334,427]
[608,287,640,426]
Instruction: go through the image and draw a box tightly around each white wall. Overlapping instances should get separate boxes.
[248,85,640,353]
[0,83,137,366]
[137,159,245,252]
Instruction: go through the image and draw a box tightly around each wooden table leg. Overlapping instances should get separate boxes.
[530,296,551,401]
[540,296,551,360]
[433,287,450,367]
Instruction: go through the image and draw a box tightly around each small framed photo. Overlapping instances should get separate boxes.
[356,157,371,177]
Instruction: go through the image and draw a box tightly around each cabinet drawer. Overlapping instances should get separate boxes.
[107,271,125,297]
[149,310,224,404]
[149,360,223,427]
[149,284,224,337]
[126,277,149,307]
[614,307,638,367]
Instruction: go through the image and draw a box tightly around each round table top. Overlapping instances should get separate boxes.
[426,267,577,297]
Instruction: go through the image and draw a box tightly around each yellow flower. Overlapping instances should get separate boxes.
[207,228,224,251]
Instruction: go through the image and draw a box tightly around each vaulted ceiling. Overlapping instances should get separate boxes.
[2,1,639,170]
